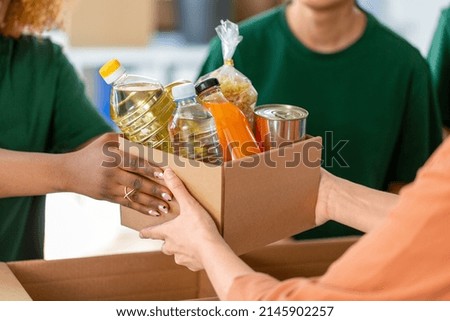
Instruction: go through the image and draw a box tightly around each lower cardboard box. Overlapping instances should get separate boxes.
[119,136,323,256]
[0,237,358,301]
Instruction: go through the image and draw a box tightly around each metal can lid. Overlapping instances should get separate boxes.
[255,104,308,121]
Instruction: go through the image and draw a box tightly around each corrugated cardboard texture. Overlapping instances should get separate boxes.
[119,136,321,255]
[68,0,155,47]
[3,237,357,301]
[241,237,358,279]
[0,263,31,301]
[7,252,200,301]
[223,137,321,254]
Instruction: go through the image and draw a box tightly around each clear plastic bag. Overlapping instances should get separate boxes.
[197,20,258,127]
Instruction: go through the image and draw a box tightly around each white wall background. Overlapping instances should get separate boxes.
[359,0,449,55]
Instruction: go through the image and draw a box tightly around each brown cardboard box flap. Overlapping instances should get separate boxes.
[222,139,321,253]
[241,237,359,279]
[7,252,201,301]
[0,263,31,301]
[2,237,358,301]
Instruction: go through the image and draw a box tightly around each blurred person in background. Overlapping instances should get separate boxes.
[0,0,170,262]
[428,6,450,139]
[140,135,450,300]
[199,0,442,240]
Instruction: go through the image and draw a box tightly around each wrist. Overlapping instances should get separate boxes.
[315,168,338,225]
[54,152,74,193]
[196,229,228,265]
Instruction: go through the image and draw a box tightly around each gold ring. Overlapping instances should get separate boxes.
[123,186,136,201]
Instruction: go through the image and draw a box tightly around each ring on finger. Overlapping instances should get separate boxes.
[123,186,136,202]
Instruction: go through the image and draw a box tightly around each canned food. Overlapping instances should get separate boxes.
[254,104,308,151]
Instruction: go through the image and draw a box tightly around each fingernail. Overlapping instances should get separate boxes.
[161,192,172,202]
[164,169,175,179]
[148,210,160,217]
[139,232,144,238]
[154,171,164,179]
[158,204,168,214]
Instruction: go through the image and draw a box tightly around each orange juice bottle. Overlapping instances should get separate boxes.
[195,78,261,162]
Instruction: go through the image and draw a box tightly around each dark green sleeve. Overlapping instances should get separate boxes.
[388,62,443,184]
[50,47,112,153]
[197,37,225,78]
[428,10,450,128]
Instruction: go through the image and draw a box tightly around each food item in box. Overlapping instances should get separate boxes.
[99,59,187,152]
[168,82,223,165]
[220,78,257,125]
[195,78,260,161]
[196,20,258,128]
[254,104,308,151]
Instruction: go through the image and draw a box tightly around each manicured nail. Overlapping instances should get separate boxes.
[158,204,168,214]
[148,210,160,217]
[161,192,172,202]
[154,171,164,179]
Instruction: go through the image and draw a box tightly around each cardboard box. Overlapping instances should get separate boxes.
[119,136,322,255]
[67,0,156,47]
[0,237,358,301]
[157,0,177,31]
[233,0,284,22]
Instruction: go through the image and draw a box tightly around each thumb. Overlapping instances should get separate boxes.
[139,224,165,240]
[163,168,196,207]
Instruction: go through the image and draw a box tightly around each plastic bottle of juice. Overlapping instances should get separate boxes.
[169,83,223,165]
[99,59,183,152]
[195,78,260,161]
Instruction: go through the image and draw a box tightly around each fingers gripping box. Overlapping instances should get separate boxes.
[119,136,322,255]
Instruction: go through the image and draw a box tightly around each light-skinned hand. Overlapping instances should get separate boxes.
[139,168,223,271]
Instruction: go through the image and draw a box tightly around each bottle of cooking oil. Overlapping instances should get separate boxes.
[99,59,181,152]
[169,83,223,165]
[195,78,260,162]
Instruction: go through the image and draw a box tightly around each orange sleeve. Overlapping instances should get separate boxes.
[227,139,450,301]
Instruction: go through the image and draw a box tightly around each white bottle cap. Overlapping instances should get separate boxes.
[172,83,195,100]
[99,59,126,84]
[103,66,126,84]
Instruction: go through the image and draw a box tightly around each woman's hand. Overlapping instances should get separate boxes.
[139,168,224,271]
[62,133,173,216]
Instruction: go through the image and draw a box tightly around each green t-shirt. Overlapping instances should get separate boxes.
[0,36,112,261]
[200,6,442,239]
[428,7,450,128]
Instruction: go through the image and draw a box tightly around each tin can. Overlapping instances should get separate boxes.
[254,104,309,151]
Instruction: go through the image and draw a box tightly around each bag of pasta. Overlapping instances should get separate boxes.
[197,20,258,127]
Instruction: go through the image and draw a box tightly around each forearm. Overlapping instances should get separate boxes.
[324,171,399,232]
[0,148,68,197]
[206,172,400,298]
[199,237,254,300]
